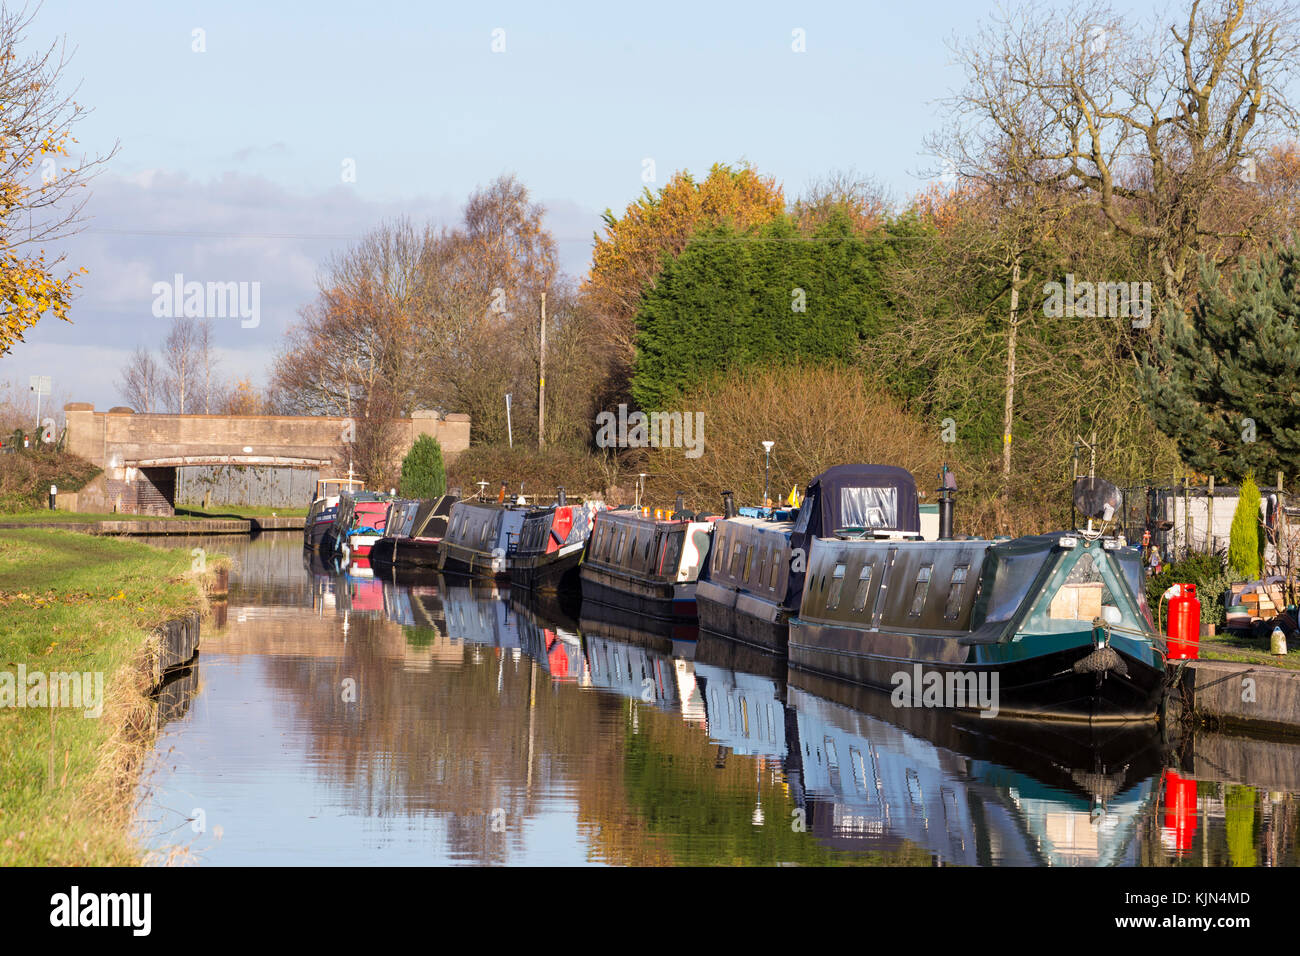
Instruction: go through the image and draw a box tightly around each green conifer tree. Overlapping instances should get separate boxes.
[1140,244,1300,482]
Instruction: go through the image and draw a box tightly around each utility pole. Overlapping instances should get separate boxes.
[538,291,546,449]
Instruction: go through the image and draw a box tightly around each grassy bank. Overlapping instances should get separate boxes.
[0,529,223,865]
[0,506,308,524]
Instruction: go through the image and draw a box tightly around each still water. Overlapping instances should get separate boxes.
[134,533,1300,866]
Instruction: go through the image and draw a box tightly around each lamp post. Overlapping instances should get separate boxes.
[761,441,774,508]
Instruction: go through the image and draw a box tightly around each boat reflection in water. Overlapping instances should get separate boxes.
[513,595,587,683]
[579,605,705,724]
[440,574,521,650]
[785,668,1163,865]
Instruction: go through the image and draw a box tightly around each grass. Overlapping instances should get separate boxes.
[0,529,224,865]
[1198,631,1300,670]
[0,506,308,524]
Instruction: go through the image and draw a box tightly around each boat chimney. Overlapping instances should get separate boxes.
[675,491,685,514]
[937,465,957,540]
[722,491,737,518]
[556,486,566,506]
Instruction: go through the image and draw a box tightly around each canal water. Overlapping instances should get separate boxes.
[134,533,1300,866]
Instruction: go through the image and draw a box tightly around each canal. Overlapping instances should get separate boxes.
[133,533,1300,866]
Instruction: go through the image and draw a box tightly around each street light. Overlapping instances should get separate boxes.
[761,441,774,508]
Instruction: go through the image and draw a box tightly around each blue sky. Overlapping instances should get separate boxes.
[0,0,1167,410]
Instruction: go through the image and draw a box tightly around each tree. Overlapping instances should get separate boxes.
[631,214,892,411]
[935,0,1300,304]
[1140,243,1300,481]
[116,345,163,412]
[1229,475,1262,579]
[161,316,199,413]
[0,3,116,354]
[584,163,785,400]
[399,434,447,499]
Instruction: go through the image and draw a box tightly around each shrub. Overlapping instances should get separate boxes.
[0,450,101,513]
[1145,550,1231,628]
[398,435,447,499]
[1228,475,1262,580]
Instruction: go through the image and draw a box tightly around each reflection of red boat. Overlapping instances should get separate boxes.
[350,577,384,612]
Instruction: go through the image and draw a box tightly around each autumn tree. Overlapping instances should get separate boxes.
[0,4,115,354]
[584,162,785,400]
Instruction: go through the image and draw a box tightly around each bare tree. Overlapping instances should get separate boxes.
[116,346,163,413]
[162,317,198,413]
[934,0,1300,303]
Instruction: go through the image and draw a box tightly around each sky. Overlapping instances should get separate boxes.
[0,0,1171,412]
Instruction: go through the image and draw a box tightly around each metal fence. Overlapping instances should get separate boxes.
[175,465,320,508]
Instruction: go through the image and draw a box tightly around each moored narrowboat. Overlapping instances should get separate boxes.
[509,489,602,593]
[697,465,921,654]
[370,494,457,572]
[438,499,528,579]
[787,521,1167,722]
[578,506,716,624]
[304,475,366,550]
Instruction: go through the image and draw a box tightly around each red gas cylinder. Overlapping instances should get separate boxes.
[1161,769,1199,854]
[1167,583,1201,660]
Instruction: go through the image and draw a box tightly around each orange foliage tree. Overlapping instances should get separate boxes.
[583,162,784,400]
[0,5,114,354]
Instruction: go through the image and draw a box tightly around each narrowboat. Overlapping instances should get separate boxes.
[508,489,602,593]
[578,506,716,625]
[438,499,529,579]
[324,493,392,570]
[786,491,1167,722]
[369,494,457,572]
[697,465,921,654]
[304,475,365,550]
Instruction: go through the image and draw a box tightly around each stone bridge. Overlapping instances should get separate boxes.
[61,403,470,514]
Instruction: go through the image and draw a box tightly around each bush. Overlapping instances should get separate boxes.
[1228,475,1262,580]
[0,449,101,513]
[445,444,617,501]
[1145,550,1231,628]
[398,435,447,499]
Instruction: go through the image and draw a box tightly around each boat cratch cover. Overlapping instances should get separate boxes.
[798,464,920,536]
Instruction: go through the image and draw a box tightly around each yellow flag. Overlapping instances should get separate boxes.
[789,484,801,508]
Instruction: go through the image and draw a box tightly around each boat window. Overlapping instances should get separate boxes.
[479,519,492,548]
[713,530,727,571]
[983,545,1053,624]
[661,532,683,578]
[827,564,847,610]
[909,564,933,617]
[770,547,782,591]
[841,486,899,529]
[1048,552,1115,621]
[743,545,754,583]
[730,542,743,577]
[616,528,626,558]
[852,564,874,612]
[756,544,768,589]
[944,565,969,621]
[1111,548,1155,628]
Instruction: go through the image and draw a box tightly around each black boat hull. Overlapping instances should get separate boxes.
[696,578,790,655]
[788,635,1165,723]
